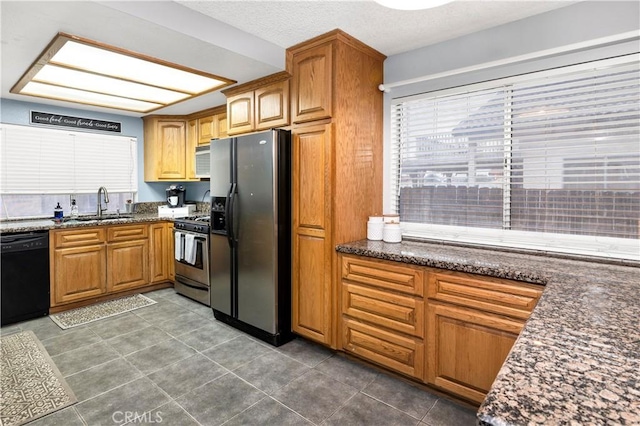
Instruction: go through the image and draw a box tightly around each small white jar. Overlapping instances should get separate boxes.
[367,216,384,240]
[383,214,400,224]
[383,222,402,243]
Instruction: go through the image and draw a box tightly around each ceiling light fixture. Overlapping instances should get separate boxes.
[374,0,454,10]
[11,33,236,113]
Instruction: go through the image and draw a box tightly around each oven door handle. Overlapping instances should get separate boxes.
[225,182,237,248]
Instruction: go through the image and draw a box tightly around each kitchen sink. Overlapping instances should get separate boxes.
[63,214,134,222]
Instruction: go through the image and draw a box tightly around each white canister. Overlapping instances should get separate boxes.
[383,214,400,224]
[367,219,384,240]
[383,222,402,243]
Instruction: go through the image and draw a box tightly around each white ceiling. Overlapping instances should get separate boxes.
[0,0,575,118]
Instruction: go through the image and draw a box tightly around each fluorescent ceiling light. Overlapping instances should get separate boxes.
[374,0,454,10]
[11,33,236,113]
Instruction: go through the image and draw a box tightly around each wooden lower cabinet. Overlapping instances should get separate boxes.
[107,239,149,292]
[426,302,524,404]
[52,244,106,305]
[292,232,332,344]
[340,254,425,380]
[51,222,173,308]
[338,253,542,404]
[343,318,424,379]
[342,283,423,338]
[150,222,172,283]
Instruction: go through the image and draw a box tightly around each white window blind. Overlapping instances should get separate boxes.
[389,55,640,260]
[0,123,137,194]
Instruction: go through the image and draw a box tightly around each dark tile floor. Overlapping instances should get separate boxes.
[1,288,478,426]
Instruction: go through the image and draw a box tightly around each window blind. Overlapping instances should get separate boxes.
[0,123,137,194]
[389,55,640,259]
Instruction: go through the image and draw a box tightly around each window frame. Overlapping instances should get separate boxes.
[386,54,640,261]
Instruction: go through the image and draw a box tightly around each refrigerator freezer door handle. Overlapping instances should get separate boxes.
[225,183,237,248]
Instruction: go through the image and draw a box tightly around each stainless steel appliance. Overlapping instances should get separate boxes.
[166,184,186,207]
[173,216,210,306]
[1,231,50,325]
[195,145,210,178]
[209,129,292,346]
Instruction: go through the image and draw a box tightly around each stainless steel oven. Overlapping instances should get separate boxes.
[173,217,210,306]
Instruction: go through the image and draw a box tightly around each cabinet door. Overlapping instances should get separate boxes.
[293,124,331,229]
[186,119,197,180]
[215,113,228,140]
[291,42,333,123]
[198,116,215,145]
[156,120,187,180]
[255,80,289,130]
[53,245,106,305]
[292,123,333,345]
[149,223,170,283]
[293,233,331,343]
[227,92,254,135]
[107,239,149,292]
[426,302,524,404]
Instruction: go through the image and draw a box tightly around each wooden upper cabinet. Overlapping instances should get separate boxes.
[290,42,333,124]
[215,113,228,140]
[255,80,290,130]
[143,117,193,182]
[156,120,186,179]
[223,71,291,136]
[198,115,215,145]
[227,92,254,135]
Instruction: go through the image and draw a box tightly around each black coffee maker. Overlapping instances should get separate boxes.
[166,185,186,207]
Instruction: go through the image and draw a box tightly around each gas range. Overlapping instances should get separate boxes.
[173,215,210,234]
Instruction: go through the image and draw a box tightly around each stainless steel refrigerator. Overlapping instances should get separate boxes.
[209,129,292,346]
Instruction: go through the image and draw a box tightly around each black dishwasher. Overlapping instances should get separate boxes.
[1,230,50,326]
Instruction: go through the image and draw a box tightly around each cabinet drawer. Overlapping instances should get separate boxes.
[343,318,424,379]
[341,255,424,297]
[427,270,543,320]
[342,283,423,338]
[107,224,148,242]
[53,227,105,248]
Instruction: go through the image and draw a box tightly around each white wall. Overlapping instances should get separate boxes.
[382,1,640,213]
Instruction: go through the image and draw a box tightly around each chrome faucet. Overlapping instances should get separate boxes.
[97,186,109,217]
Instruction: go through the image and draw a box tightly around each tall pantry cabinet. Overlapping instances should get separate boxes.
[288,30,385,347]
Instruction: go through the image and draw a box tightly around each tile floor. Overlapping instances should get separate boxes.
[1,288,478,426]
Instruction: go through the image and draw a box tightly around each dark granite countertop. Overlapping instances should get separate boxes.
[0,213,205,233]
[336,239,640,425]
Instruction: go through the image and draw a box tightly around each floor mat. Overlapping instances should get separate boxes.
[0,330,77,426]
[49,294,157,329]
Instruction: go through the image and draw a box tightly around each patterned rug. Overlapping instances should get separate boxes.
[49,294,157,329]
[0,331,77,426]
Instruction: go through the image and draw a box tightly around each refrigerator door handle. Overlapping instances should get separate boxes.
[225,183,237,247]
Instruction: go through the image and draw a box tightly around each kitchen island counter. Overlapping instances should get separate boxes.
[336,239,640,425]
